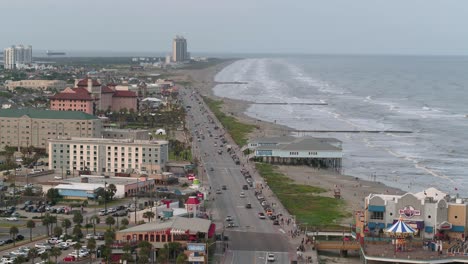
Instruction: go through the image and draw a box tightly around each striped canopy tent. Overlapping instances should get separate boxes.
[385,217,416,238]
[384,217,416,252]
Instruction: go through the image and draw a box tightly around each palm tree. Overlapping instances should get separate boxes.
[26,220,35,241]
[62,218,72,236]
[40,252,48,263]
[53,226,63,238]
[107,184,117,200]
[143,211,155,222]
[9,226,18,246]
[73,211,84,225]
[49,247,62,263]
[121,218,129,229]
[28,248,38,264]
[73,224,83,239]
[105,216,115,230]
[91,215,100,235]
[49,215,57,231]
[42,214,51,236]
[86,238,96,264]
[73,242,82,261]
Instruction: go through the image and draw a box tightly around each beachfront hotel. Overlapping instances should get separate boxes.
[48,137,168,174]
[246,136,343,171]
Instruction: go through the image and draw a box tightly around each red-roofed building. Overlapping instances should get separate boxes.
[50,78,138,115]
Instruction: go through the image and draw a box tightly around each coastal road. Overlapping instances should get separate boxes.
[180,87,293,262]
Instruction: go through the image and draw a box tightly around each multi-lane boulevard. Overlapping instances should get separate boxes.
[180,87,293,263]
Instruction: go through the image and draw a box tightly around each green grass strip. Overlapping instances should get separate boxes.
[256,163,348,227]
[202,97,255,146]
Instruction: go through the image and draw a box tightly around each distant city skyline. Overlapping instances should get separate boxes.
[1,0,468,55]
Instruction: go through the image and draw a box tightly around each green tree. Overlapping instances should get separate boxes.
[168,242,182,261]
[26,220,35,241]
[49,215,57,231]
[53,226,63,238]
[91,215,100,235]
[86,238,96,264]
[107,184,117,200]
[104,229,115,246]
[62,218,72,235]
[73,211,84,225]
[13,255,25,264]
[121,242,133,263]
[23,187,34,196]
[46,188,61,202]
[42,213,52,236]
[121,218,129,229]
[73,242,82,261]
[49,247,62,263]
[176,254,188,264]
[9,225,19,246]
[142,211,155,222]
[73,224,83,239]
[105,216,115,230]
[40,252,49,263]
[28,248,38,264]
[138,241,152,264]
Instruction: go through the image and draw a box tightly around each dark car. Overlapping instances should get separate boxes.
[221,185,227,190]
[16,234,24,241]
[242,185,248,190]
[273,220,280,225]
[5,239,14,244]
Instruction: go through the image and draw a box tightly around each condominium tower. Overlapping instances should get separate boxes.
[3,45,32,69]
[172,36,188,62]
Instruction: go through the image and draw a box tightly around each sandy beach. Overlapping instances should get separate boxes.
[174,60,404,224]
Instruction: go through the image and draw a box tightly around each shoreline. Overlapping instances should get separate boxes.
[174,59,404,224]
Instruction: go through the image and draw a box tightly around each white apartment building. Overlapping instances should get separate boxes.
[48,137,169,174]
[3,45,32,69]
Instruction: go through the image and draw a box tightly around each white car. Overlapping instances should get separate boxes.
[99,209,107,216]
[35,243,51,250]
[267,253,275,262]
[225,216,233,222]
[65,239,77,246]
[5,217,18,221]
[239,192,246,198]
[85,234,94,239]
[54,176,62,180]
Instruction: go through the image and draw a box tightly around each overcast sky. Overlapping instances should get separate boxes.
[1,0,467,55]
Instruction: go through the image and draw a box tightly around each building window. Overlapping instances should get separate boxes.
[370,211,384,220]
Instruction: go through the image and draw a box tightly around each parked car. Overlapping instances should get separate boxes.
[5,217,18,221]
[63,256,76,262]
[15,235,24,241]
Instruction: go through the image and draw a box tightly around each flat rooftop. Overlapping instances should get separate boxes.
[49,137,168,145]
[61,175,153,186]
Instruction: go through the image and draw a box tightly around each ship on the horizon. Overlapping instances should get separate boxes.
[46,50,66,56]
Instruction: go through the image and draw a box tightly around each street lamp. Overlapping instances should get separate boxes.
[104,181,108,213]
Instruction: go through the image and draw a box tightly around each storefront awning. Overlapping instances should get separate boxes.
[425,226,434,233]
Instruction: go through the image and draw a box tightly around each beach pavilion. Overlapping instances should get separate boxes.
[246,136,343,171]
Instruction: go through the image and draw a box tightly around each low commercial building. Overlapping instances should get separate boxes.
[357,187,468,241]
[55,175,155,199]
[5,80,67,91]
[247,136,343,170]
[48,137,168,174]
[115,216,214,248]
[0,108,102,150]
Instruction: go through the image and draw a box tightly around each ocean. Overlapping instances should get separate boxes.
[213,55,468,194]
